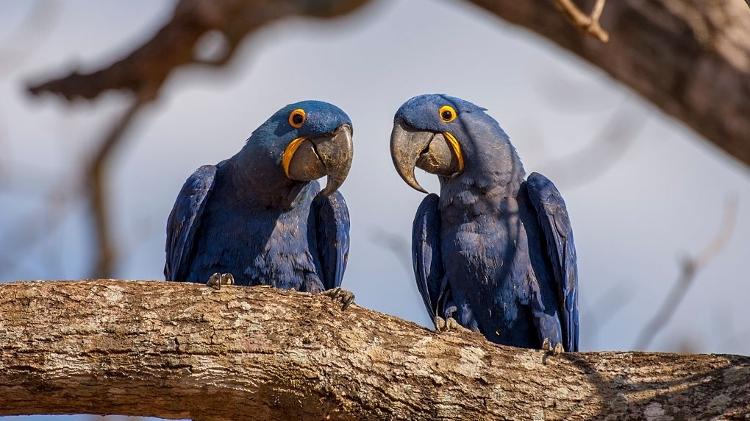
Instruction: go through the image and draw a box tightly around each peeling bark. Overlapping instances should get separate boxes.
[0,280,748,420]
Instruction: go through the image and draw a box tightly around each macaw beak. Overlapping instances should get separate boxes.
[283,124,353,196]
[390,119,464,193]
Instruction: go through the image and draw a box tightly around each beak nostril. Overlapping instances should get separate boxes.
[309,141,323,163]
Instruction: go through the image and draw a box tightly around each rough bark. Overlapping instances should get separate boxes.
[0,280,748,420]
[467,0,750,167]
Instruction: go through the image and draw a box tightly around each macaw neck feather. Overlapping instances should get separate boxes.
[440,112,526,203]
[225,148,307,209]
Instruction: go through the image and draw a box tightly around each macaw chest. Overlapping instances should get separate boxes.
[440,210,533,323]
[189,202,320,288]
[442,216,528,282]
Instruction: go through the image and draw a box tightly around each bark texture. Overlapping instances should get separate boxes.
[0,280,748,420]
[468,0,750,167]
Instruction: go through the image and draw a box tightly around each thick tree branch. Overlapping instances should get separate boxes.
[0,280,748,420]
[468,0,750,168]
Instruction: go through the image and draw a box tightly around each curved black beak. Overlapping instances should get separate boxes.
[390,119,462,193]
[283,124,353,196]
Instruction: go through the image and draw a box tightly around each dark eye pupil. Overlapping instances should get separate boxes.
[442,111,453,120]
[292,113,304,125]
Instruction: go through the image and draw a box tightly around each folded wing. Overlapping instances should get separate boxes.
[525,172,579,352]
[313,191,351,290]
[164,165,217,281]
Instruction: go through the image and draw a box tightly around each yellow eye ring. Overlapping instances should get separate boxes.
[439,105,457,123]
[288,108,306,128]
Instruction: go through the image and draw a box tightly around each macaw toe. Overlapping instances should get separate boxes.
[207,272,234,290]
[322,287,355,310]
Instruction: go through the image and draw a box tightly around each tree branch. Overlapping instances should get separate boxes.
[25,0,373,100]
[0,280,748,420]
[466,0,750,168]
[553,0,609,42]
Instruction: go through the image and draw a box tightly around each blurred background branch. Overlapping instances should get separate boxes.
[26,0,375,101]
[85,95,151,277]
[468,0,750,168]
[634,195,739,350]
[25,0,375,277]
[552,0,609,42]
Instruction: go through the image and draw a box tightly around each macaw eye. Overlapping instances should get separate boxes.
[439,105,457,123]
[288,108,306,128]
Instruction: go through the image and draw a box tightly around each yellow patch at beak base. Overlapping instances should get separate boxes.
[282,137,306,178]
[443,131,464,173]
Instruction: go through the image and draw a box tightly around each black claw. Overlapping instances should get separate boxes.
[541,338,564,365]
[207,272,234,290]
[220,273,234,286]
[542,338,552,352]
[434,316,447,331]
[434,317,472,334]
[323,287,355,310]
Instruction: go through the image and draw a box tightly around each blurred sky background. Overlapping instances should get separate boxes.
[1,1,749,418]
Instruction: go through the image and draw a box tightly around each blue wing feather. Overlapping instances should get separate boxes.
[164,165,217,281]
[525,172,579,352]
[313,191,350,290]
[412,194,447,321]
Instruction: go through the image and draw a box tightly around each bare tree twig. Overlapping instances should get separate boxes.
[553,0,609,42]
[634,196,739,350]
[85,94,151,278]
[590,0,605,21]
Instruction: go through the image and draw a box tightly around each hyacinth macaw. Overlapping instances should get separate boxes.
[390,94,579,351]
[165,100,353,305]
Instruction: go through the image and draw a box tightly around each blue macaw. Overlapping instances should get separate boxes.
[390,94,579,351]
[165,100,353,303]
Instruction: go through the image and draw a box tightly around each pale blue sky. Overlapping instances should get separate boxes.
[1,0,749,417]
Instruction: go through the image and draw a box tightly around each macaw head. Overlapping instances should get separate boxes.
[240,100,353,199]
[390,94,522,193]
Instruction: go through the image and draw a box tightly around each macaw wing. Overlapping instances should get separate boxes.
[313,191,350,290]
[412,193,447,321]
[525,172,579,352]
[164,165,217,281]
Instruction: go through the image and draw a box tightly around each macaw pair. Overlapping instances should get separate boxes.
[165,95,579,352]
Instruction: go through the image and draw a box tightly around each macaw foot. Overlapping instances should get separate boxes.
[434,316,474,334]
[541,338,565,355]
[322,287,355,310]
[207,272,234,290]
